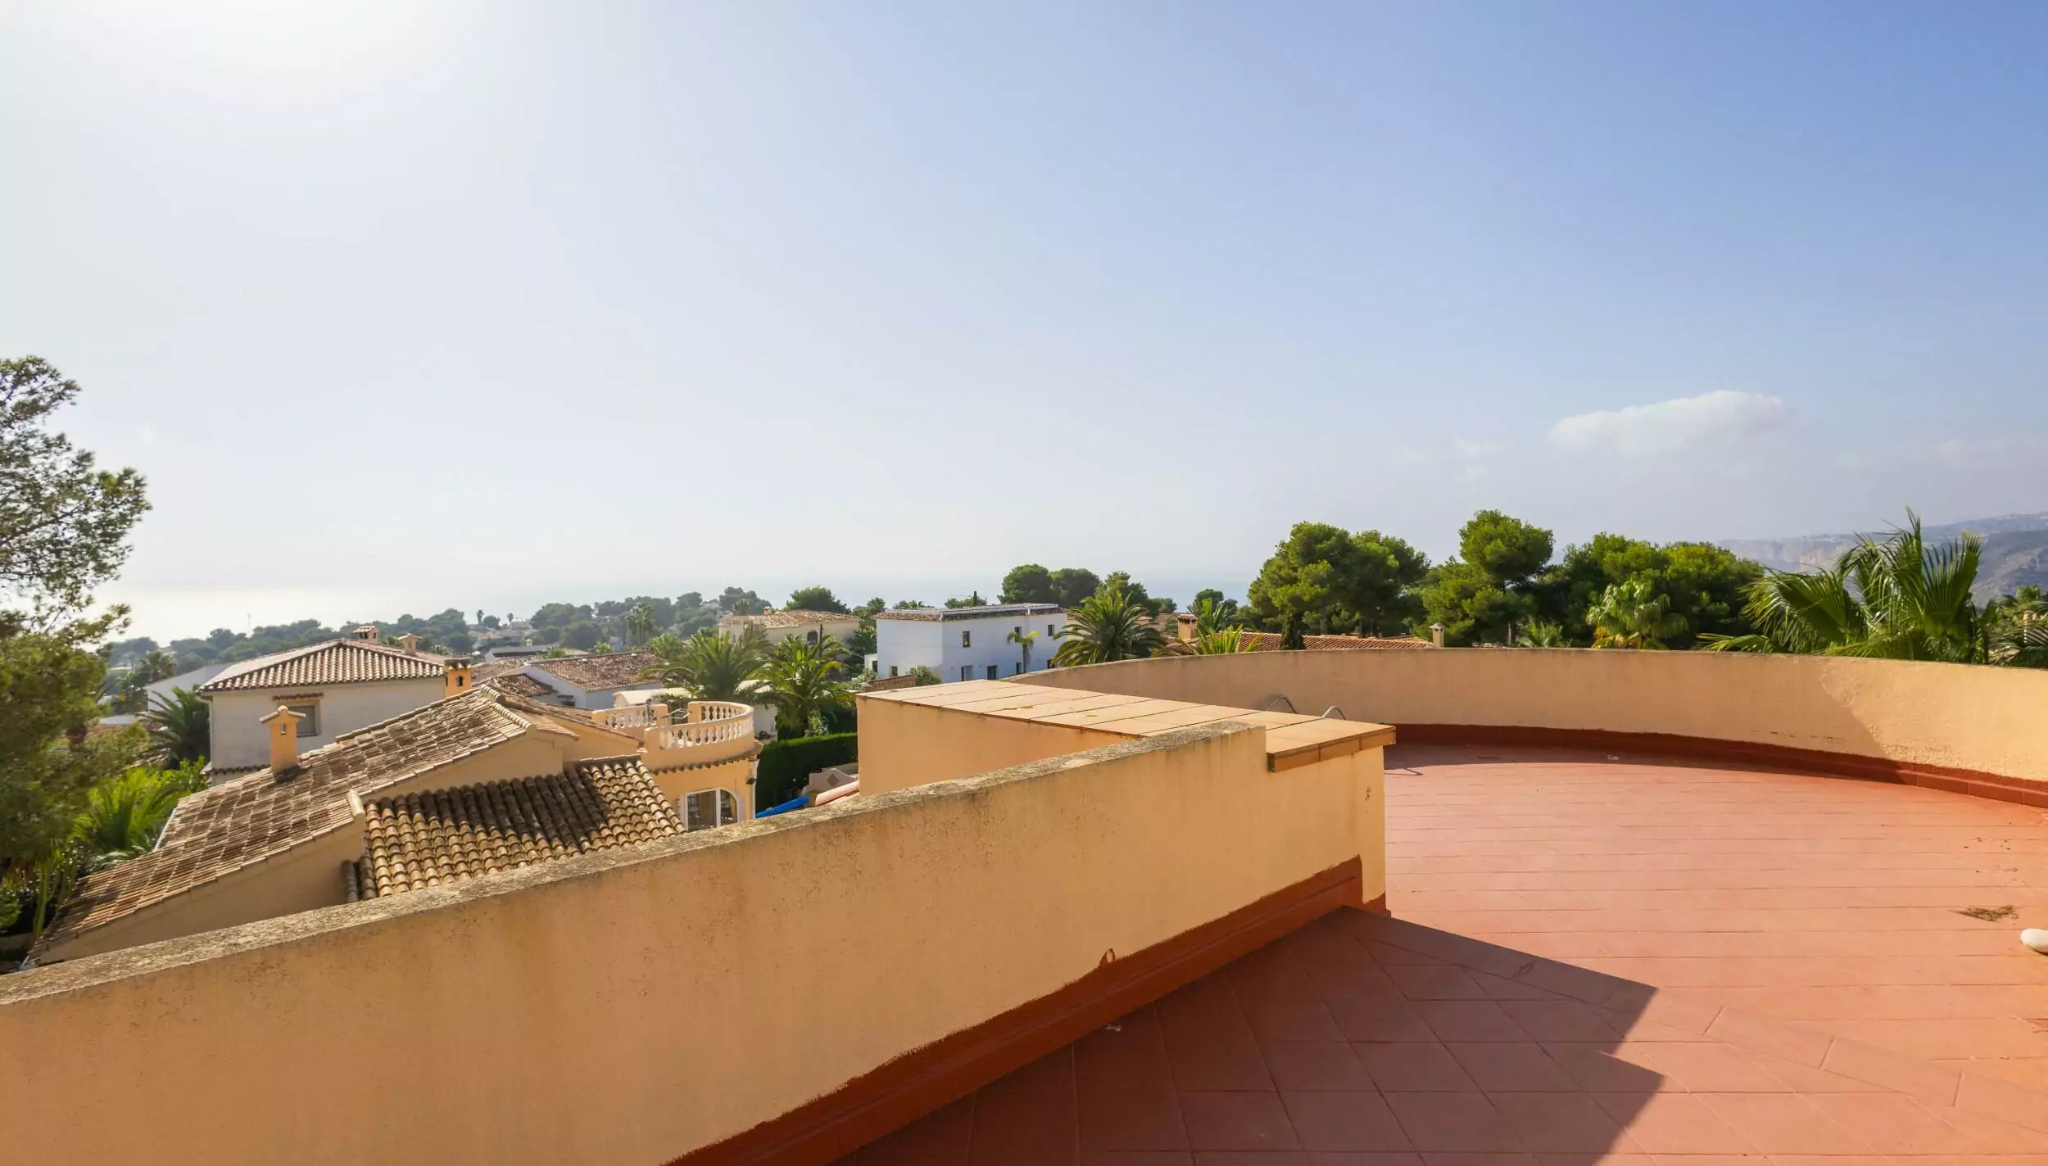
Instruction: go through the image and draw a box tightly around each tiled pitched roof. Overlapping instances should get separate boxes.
[721,609,860,629]
[39,687,540,951]
[526,652,660,692]
[198,639,447,692]
[873,604,1063,622]
[356,757,682,899]
[476,664,557,699]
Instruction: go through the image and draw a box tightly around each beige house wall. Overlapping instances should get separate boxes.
[1026,650,2048,783]
[209,678,445,770]
[0,724,1372,1166]
[856,695,1130,795]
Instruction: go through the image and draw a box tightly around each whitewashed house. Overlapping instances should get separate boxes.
[198,630,472,774]
[871,604,1066,683]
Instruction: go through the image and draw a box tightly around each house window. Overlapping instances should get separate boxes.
[986,664,999,680]
[806,630,818,644]
[1047,623,1055,636]
[960,665,972,681]
[287,703,319,737]
[889,665,899,677]
[1012,662,1022,675]
[961,630,971,648]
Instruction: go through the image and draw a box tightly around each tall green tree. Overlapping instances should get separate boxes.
[1543,534,1760,646]
[1052,583,1166,665]
[1248,523,1429,635]
[786,586,850,614]
[0,357,150,892]
[1417,511,1554,644]
[1048,568,1102,609]
[1000,564,1057,604]
[622,603,658,648]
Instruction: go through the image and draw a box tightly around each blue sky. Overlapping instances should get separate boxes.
[3,1,2044,638]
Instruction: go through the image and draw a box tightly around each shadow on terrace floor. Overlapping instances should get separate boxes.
[845,908,1671,1164]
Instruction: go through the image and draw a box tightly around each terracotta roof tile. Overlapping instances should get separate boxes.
[40,687,538,951]
[198,639,448,692]
[525,652,660,692]
[479,670,558,699]
[357,757,682,898]
[721,609,862,629]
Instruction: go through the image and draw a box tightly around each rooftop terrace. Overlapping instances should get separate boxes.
[847,743,2048,1161]
[5,648,2046,1165]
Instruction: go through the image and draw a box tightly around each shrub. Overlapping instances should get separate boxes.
[755,732,857,809]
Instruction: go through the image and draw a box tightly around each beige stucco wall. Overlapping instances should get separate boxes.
[1029,650,2048,783]
[856,694,1132,795]
[209,678,446,769]
[0,723,1375,1166]
[45,731,610,962]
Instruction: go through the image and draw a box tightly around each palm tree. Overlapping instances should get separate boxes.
[1586,578,1687,649]
[1520,619,1566,647]
[142,687,210,767]
[641,628,769,702]
[1053,583,1167,666]
[1187,626,1257,654]
[1191,596,1240,636]
[1007,627,1038,674]
[1704,512,1990,662]
[74,765,206,868]
[1988,586,2048,668]
[761,634,854,737]
[623,603,658,648]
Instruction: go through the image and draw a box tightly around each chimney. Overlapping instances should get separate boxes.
[354,625,379,642]
[1430,622,1446,649]
[444,656,473,698]
[260,705,305,772]
[398,632,420,655]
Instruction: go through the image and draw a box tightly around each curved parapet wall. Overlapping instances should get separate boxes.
[1029,650,2048,802]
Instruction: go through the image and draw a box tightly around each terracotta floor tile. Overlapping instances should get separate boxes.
[1266,1041,1375,1091]
[861,1095,975,1165]
[1389,965,1493,1000]
[1385,1092,1526,1152]
[1082,1154,1193,1166]
[1487,1093,1635,1154]
[1413,1155,1538,1166]
[1330,998,1440,1043]
[1356,1042,1481,1092]
[969,1049,1077,1166]
[1284,1092,1415,1152]
[1416,1000,1530,1043]
[1471,972,1567,1002]
[1629,1044,1788,1093]
[1305,1155,1425,1166]
[1818,1035,1963,1105]
[1244,998,1346,1043]
[1078,1083,1187,1152]
[1444,1043,1579,1092]
[1492,1001,1621,1043]
[1079,1009,1177,1090]
[1688,1092,1858,1155]
[1590,1093,1752,1155]
[1643,1156,1766,1166]
[1802,1091,1988,1154]
[1178,1091,1300,1152]
[1537,1044,1666,1094]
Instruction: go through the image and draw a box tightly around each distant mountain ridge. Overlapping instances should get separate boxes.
[1719,513,2048,601]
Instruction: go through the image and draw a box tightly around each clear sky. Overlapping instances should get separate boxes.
[4,1,2045,639]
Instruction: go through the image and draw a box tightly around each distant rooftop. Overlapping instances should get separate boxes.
[526,651,659,692]
[874,603,1064,622]
[720,608,861,629]
[198,638,448,692]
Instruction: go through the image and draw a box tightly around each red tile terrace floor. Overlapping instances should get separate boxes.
[845,745,2048,1163]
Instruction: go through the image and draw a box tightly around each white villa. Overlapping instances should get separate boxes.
[871,603,1067,683]
[196,628,472,773]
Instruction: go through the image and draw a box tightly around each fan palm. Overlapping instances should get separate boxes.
[1520,619,1566,647]
[1187,626,1257,654]
[761,634,854,737]
[1703,512,1989,663]
[74,764,205,867]
[641,628,769,702]
[1007,627,1038,673]
[1586,578,1687,649]
[142,687,211,767]
[1053,583,1167,666]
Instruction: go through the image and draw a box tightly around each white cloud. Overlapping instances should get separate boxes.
[1451,439,1501,460]
[1547,390,1792,458]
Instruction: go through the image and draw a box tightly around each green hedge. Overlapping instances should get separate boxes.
[756,732,858,809]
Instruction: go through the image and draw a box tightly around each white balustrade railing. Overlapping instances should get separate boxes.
[647,715,754,751]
